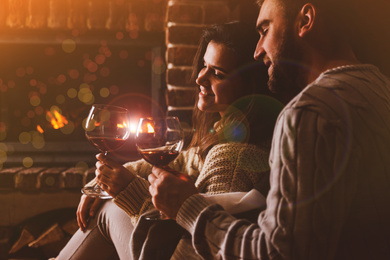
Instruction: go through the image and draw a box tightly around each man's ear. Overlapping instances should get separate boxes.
[297,3,315,37]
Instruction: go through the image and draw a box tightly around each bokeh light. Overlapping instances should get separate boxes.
[99,67,110,77]
[69,69,80,79]
[116,31,124,40]
[30,95,41,106]
[26,66,34,75]
[19,132,31,144]
[57,74,67,84]
[30,79,37,86]
[27,110,35,118]
[23,157,34,168]
[60,121,75,135]
[95,54,106,65]
[31,131,45,149]
[35,106,44,115]
[0,84,7,93]
[8,81,15,88]
[62,39,76,53]
[109,85,119,95]
[16,67,26,77]
[100,87,110,98]
[67,88,77,98]
[75,161,89,171]
[78,87,95,104]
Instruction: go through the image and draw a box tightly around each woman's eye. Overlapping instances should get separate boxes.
[214,72,226,80]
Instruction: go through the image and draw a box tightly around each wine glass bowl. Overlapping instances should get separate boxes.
[82,104,130,199]
[135,117,184,167]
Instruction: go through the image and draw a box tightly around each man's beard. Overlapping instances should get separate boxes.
[268,31,306,102]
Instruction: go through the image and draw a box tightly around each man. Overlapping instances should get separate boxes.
[149,0,390,259]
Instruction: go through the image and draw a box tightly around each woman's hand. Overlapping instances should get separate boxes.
[77,195,103,231]
[95,153,135,198]
[148,166,198,220]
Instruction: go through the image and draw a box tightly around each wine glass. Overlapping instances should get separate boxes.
[135,116,184,219]
[82,104,130,199]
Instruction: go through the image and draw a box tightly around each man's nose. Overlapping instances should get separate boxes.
[254,41,265,61]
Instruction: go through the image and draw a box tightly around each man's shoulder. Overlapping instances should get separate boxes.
[291,64,388,108]
[282,64,390,121]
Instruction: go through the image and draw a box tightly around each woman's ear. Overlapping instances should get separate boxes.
[297,3,315,38]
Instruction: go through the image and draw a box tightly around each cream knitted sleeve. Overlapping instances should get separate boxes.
[114,147,202,223]
[195,143,270,195]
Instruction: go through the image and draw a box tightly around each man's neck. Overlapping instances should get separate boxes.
[305,46,360,85]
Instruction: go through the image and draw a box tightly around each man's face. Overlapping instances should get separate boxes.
[254,0,304,97]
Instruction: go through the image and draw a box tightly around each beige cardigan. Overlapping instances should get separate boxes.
[114,142,270,224]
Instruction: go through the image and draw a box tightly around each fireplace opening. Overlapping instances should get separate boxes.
[0,30,166,168]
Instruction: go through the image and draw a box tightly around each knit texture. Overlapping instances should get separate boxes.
[176,64,390,260]
[114,142,270,224]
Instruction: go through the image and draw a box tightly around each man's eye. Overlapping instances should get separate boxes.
[260,27,269,38]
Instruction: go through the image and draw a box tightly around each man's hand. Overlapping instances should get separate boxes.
[95,153,135,197]
[148,166,198,220]
[77,195,103,231]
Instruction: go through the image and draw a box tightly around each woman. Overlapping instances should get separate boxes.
[57,21,282,260]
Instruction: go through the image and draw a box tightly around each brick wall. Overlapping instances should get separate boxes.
[164,0,240,130]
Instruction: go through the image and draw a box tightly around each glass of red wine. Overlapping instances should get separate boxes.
[135,116,184,219]
[82,104,130,199]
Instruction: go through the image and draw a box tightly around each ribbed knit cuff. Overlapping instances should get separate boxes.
[176,194,211,234]
[114,176,151,216]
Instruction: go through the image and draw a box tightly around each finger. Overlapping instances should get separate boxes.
[90,198,103,217]
[96,153,123,169]
[152,166,167,178]
[95,163,111,180]
[149,182,156,197]
[77,195,92,231]
[148,172,157,184]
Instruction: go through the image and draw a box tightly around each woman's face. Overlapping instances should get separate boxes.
[196,41,246,116]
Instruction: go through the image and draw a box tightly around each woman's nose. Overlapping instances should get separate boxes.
[196,68,209,86]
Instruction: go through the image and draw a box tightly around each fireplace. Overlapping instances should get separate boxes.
[0,30,166,168]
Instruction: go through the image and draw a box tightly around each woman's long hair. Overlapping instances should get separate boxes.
[188,22,282,161]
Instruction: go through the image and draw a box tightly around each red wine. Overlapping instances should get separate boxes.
[139,149,179,166]
[87,136,127,152]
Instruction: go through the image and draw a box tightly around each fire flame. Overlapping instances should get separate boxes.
[47,109,68,129]
[37,125,44,133]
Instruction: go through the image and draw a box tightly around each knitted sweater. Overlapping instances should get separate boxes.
[114,142,270,224]
[176,64,390,260]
